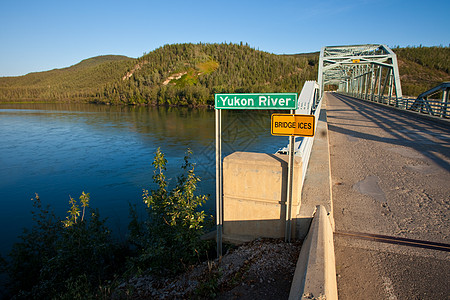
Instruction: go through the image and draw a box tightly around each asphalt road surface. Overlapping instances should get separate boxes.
[325,92,450,300]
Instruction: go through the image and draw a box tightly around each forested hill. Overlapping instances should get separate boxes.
[0,43,317,105]
[102,43,319,106]
[393,46,450,96]
[0,43,448,105]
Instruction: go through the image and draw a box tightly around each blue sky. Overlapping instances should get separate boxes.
[0,0,449,77]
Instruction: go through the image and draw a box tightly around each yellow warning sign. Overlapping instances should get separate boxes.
[271,114,315,136]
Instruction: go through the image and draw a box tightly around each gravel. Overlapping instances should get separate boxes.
[114,238,302,299]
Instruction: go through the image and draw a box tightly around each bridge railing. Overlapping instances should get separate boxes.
[339,81,450,119]
[405,82,450,118]
[277,81,322,184]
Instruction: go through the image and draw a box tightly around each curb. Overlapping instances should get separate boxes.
[289,205,337,300]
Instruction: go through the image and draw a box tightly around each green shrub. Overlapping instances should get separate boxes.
[128,148,213,275]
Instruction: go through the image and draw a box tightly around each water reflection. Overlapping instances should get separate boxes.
[0,103,287,256]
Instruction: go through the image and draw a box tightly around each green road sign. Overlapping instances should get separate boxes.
[215,93,298,110]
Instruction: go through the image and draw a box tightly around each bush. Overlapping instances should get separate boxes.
[4,193,121,299]
[128,148,213,275]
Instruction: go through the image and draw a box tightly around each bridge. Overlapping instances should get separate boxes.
[219,44,449,299]
[325,91,449,299]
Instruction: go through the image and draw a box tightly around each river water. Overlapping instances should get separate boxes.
[0,103,287,256]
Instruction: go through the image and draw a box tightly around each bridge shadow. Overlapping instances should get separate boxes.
[328,93,450,172]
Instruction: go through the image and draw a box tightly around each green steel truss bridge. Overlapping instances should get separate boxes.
[317,44,449,119]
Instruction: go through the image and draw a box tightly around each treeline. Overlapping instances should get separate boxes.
[0,43,449,104]
[393,45,450,97]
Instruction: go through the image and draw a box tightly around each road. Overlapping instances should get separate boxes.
[325,92,450,299]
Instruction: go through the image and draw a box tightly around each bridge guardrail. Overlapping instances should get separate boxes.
[276,81,322,184]
[340,82,450,119]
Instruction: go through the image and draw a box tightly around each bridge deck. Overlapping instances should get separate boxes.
[325,92,450,299]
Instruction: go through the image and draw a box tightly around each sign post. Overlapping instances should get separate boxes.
[215,108,222,257]
[271,113,316,242]
[214,93,298,257]
[285,110,295,242]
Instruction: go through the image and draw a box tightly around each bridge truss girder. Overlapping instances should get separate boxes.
[318,44,403,107]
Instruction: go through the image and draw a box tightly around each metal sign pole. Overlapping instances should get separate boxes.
[215,108,223,257]
[285,109,295,242]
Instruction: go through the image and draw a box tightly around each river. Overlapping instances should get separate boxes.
[0,103,288,256]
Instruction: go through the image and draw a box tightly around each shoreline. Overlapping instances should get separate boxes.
[0,99,215,109]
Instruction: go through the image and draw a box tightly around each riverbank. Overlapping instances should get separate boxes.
[114,238,302,299]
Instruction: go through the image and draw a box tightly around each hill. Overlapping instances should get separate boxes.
[0,44,448,104]
[0,55,134,102]
[0,44,318,105]
[100,43,318,106]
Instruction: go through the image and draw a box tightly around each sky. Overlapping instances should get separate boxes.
[0,0,449,77]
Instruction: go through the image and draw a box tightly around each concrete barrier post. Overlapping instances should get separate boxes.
[222,151,302,243]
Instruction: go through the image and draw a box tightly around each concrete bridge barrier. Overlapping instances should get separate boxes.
[289,205,338,300]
